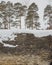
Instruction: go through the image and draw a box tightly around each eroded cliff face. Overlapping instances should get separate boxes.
[0,33,52,65]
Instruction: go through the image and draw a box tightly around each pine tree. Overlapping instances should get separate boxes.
[5,1,14,29]
[26,3,40,29]
[14,2,27,29]
[0,1,7,29]
[44,5,52,29]
[14,2,22,29]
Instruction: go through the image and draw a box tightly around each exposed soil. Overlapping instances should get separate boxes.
[0,33,52,65]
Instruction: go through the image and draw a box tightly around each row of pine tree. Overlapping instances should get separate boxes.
[0,1,52,29]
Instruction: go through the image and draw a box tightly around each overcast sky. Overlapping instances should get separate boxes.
[0,0,50,5]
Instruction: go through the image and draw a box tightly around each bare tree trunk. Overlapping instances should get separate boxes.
[20,17,21,29]
[8,16,10,29]
[4,24,7,29]
[8,22,10,29]
[25,23,26,29]
[32,18,33,29]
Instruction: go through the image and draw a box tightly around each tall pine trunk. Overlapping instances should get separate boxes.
[4,25,6,29]
[8,16,10,29]
[8,22,10,29]
[20,17,21,29]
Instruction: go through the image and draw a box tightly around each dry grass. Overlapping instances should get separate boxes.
[0,54,50,65]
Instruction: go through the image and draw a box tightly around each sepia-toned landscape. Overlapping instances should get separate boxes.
[0,0,52,65]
